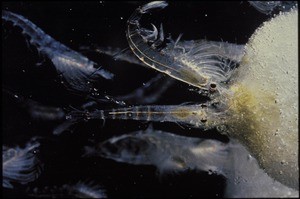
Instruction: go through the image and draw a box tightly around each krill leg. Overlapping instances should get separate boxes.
[127,1,241,91]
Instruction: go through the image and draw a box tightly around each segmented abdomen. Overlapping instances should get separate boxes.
[126,2,241,92]
[81,104,217,129]
[2,10,65,51]
[2,10,114,92]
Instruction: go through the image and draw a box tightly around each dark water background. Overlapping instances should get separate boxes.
[2,1,268,198]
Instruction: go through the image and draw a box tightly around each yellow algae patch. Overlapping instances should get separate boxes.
[228,9,298,189]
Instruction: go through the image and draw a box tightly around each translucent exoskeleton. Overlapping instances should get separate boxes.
[2,1,298,198]
[65,1,298,196]
[84,126,298,197]
[3,138,43,189]
[2,10,114,93]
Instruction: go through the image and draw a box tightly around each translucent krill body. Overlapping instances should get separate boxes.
[68,103,224,130]
[2,11,114,92]
[3,138,43,189]
[85,127,298,197]
[2,1,298,198]
[84,126,230,174]
[66,1,298,194]
[127,2,243,92]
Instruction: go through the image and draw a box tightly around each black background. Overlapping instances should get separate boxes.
[2,1,269,198]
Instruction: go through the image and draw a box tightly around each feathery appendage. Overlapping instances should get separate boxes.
[3,138,43,189]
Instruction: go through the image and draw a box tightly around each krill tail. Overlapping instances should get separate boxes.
[2,10,60,50]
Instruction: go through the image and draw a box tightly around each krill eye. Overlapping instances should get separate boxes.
[201,118,207,123]
[210,83,217,89]
[209,83,217,93]
[200,104,207,108]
